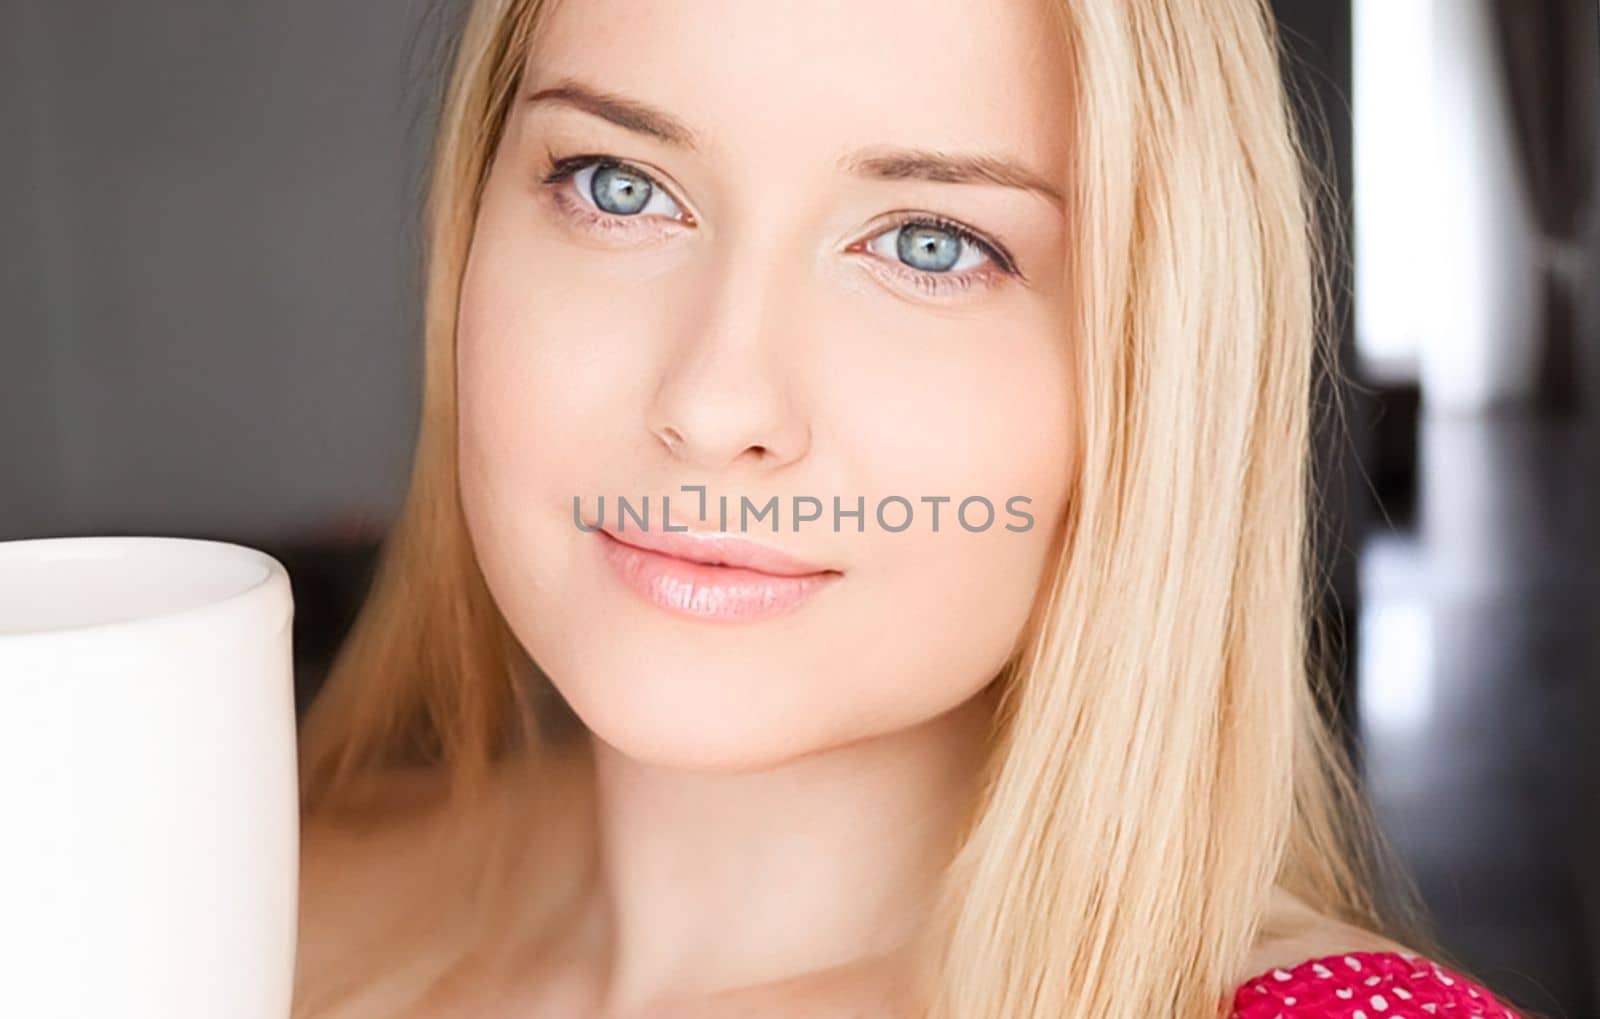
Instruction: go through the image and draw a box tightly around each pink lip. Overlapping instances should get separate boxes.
[595,527,841,622]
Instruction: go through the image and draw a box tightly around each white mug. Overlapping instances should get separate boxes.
[0,536,299,1019]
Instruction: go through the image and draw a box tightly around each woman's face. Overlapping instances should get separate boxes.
[457,0,1076,770]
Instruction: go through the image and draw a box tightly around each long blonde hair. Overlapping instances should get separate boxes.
[296,1,1445,1015]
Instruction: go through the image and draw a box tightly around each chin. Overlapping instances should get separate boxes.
[547,656,843,774]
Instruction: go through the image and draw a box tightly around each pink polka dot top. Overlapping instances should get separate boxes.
[1229,950,1524,1018]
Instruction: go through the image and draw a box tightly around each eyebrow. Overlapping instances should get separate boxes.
[523,78,1066,210]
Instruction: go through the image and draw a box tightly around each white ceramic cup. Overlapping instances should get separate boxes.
[0,536,299,1019]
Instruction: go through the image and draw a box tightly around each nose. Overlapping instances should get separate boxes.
[646,248,813,473]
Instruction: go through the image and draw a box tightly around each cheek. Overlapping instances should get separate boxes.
[456,276,559,559]
[454,218,615,631]
[830,315,1075,699]
[817,288,1075,519]
[455,218,640,514]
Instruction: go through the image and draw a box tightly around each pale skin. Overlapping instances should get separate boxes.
[297,0,1413,1014]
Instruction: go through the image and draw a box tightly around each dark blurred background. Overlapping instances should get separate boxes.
[1,1,1596,1015]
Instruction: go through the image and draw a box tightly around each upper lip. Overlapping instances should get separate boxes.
[599,525,838,577]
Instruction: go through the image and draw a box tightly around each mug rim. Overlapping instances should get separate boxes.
[0,535,290,641]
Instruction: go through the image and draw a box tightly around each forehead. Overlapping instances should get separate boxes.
[523,0,1072,179]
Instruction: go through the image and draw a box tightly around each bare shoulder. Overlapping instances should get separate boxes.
[294,765,464,1018]
[298,744,586,899]
[1236,886,1415,987]
[293,746,597,1019]
[298,761,464,908]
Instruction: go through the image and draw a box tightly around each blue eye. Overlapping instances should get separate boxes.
[867,219,1006,276]
[898,223,963,272]
[583,161,690,219]
[589,162,654,215]
[544,155,688,221]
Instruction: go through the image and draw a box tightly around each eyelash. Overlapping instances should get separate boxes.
[535,150,1023,297]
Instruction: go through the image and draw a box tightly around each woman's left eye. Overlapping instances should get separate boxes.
[849,216,1021,298]
[863,219,1015,281]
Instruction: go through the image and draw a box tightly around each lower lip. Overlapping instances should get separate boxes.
[596,530,840,622]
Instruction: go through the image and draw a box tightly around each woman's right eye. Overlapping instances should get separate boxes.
[540,155,692,233]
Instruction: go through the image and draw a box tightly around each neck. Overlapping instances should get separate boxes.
[573,681,999,1012]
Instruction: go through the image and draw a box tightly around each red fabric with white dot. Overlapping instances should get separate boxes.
[1229,950,1522,1018]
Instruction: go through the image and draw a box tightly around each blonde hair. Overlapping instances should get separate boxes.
[295,1,1447,1015]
